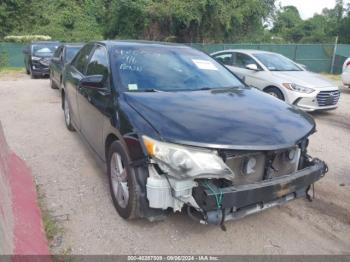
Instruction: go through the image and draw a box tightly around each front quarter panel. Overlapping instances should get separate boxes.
[103,94,160,162]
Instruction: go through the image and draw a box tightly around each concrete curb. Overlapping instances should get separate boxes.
[0,122,50,255]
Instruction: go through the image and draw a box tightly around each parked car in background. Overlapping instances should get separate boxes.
[61,41,327,226]
[341,57,350,87]
[49,43,84,89]
[23,41,60,78]
[211,49,340,111]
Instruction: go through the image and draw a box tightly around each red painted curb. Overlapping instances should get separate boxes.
[9,153,50,255]
[0,122,50,255]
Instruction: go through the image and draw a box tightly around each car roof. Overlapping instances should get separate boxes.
[30,41,60,45]
[94,40,190,50]
[212,49,278,56]
[60,43,84,48]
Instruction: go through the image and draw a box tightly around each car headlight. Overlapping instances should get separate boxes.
[31,56,41,61]
[142,136,233,179]
[282,83,315,94]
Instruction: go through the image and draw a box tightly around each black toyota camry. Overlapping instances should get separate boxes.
[61,41,327,226]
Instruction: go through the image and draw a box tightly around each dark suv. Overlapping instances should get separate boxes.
[23,41,60,78]
[62,41,328,226]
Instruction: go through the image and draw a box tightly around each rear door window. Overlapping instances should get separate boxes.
[72,44,94,74]
[53,47,63,58]
[86,45,109,77]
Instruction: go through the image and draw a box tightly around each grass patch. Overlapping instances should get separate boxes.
[36,184,62,243]
[321,73,341,82]
[0,67,25,75]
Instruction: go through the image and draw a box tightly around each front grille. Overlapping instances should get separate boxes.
[32,60,47,69]
[317,90,340,106]
[224,153,266,186]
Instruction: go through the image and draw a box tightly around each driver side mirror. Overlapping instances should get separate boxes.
[80,75,105,90]
[246,64,259,71]
[80,75,111,95]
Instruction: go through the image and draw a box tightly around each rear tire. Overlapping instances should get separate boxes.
[107,141,141,219]
[264,87,284,101]
[63,94,75,132]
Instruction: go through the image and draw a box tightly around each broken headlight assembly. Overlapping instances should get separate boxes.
[142,136,233,179]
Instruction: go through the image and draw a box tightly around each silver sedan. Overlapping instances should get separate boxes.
[212,49,340,111]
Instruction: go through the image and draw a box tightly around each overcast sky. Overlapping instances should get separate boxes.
[278,0,350,19]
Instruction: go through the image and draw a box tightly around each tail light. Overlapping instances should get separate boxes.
[346,61,350,67]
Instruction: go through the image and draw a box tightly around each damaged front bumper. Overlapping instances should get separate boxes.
[191,158,328,224]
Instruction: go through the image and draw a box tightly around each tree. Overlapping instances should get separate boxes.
[0,0,34,39]
[103,0,276,43]
[338,3,350,43]
[271,5,302,42]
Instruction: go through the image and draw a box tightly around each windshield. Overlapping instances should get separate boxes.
[253,53,302,71]
[32,44,58,57]
[113,46,244,92]
[65,46,82,63]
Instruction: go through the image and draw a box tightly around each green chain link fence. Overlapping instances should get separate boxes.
[1,42,350,74]
[0,43,25,68]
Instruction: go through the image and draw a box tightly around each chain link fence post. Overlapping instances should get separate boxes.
[331,36,339,74]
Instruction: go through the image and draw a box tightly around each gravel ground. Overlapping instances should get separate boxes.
[0,72,349,255]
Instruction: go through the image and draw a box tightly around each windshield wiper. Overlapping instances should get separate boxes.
[140,88,163,92]
[193,86,242,91]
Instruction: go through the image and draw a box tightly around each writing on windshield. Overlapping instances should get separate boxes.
[114,46,244,92]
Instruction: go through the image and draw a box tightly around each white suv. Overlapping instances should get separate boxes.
[212,49,340,112]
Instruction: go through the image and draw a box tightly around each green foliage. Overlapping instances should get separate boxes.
[272,0,350,43]
[0,0,104,42]
[0,0,33,39]
[103,0,275,43]
[0,0,276,43]
[0,0,350,44]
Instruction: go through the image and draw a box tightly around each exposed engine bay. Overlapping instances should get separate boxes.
[144,137,328,227]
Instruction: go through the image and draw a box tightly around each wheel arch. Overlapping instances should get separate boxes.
[105,133,119,161]
[263,85,285,100]
[61,88,65,110]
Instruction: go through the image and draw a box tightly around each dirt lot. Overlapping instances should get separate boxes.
[0,72,349,255]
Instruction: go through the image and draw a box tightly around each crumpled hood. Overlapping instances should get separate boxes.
[124,88,315,150]
[271,71,337,89]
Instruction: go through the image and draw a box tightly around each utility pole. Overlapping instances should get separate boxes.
[331,36,339,74]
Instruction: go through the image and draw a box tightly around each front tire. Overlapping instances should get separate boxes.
[264,87,285,101]
[63,94,75,131]
[50,73,58,89]
[107,141,141,219]
[29,66,37,79]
